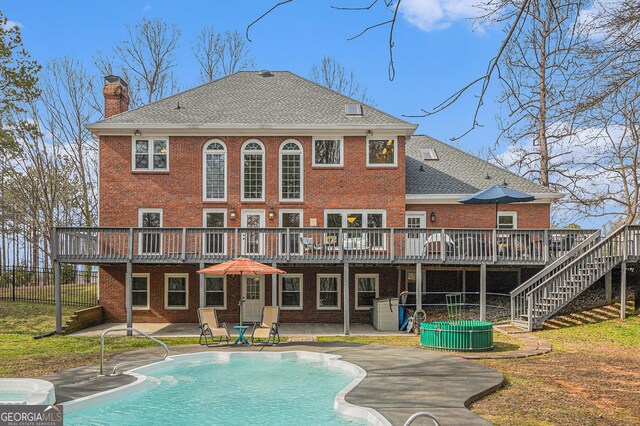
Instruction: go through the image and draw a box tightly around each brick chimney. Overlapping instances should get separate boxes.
[103,75,129,118]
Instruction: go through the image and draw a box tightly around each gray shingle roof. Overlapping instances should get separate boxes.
[406,135,560,197]
[89,71,415,129]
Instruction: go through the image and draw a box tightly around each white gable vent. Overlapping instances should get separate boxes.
[421,148,438,161]
[345,103,363,116]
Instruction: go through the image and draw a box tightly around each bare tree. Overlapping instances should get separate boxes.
[193,28,255,83]
[95,18,181,107]
[310,55,374,104]
[40,57,100,229]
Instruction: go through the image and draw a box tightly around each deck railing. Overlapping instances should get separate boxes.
[54,227,597,265]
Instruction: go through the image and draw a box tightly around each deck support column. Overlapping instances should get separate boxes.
[634,264,640,314]
[605,271,612,304]
[199,262,206,308]
[620,261,627,319]
[480,263,487,321]
[461,270,466,304]
[54,261,62,334]
[343,262,350,335]
[125,261,133,336]
[271,263,277,306]
[416,263,422,312]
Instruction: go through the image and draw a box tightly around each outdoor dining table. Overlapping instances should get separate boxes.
[233,325,249,345]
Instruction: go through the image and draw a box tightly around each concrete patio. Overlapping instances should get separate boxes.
[70,322,403,337]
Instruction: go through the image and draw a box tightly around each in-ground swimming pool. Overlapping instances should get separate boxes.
[64,351,387,425]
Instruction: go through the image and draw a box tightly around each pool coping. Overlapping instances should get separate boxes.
[62,351,390,425]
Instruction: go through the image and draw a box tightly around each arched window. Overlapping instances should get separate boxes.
[241,139,265,201]
[279,140,303,201]
[203,140,226,201]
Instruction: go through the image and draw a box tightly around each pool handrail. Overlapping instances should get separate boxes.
[404,411,441,426]
[99,326,169,376]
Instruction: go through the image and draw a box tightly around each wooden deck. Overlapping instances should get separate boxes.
[54,227,596,266]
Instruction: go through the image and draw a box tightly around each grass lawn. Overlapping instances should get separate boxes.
[0,301,199,377]
[471,313,640,426]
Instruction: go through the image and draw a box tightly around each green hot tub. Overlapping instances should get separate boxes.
[420,320,493,352]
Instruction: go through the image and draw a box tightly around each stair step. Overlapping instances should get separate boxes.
[511,320,529,329]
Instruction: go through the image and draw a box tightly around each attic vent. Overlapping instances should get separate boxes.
[258,70,273,77]
[345,103,363,116]
[421,148,438,161]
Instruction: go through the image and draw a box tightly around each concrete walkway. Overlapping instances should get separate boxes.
[44,343,503,426]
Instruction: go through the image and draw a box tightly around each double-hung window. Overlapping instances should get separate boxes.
[355,274,379,310]
[497,212,517,229]
[203,140,226,201]
[317,274,340,310]
[279,140,303,201]
[165,273,188,310]
[241,140,265,201]
[132,273,149,309]
[205,276,226,308]
[138,209,162,255]
[313,138,343,167]
[133,138,168,171]
[280,274,303,310]
[366,137,397,166]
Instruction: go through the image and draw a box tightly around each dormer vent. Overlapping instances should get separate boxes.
[421,148,438,161]
[345,103,363,116]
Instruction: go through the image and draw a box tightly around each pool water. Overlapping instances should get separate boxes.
[65,353,368,425]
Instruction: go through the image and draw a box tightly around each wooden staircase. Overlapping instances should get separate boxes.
[511,225,640,331]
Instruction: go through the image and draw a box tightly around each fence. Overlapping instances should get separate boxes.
[0,265,98,307]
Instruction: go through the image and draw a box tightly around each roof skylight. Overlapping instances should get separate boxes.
[421,148,438,161]
[345,103,363,116]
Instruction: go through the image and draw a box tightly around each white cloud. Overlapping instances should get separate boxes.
[143,4,152,11]
[2,20,22,30]
[400,0,480,31]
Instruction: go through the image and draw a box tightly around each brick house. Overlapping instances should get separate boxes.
[53,70,595,333]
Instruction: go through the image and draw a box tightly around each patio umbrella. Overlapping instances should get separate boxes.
[197,258,286,324]
[458,185,535,228]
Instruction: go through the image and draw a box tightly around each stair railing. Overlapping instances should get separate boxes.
[510,230,601,323]
[99,326,169,376]
[523,225,629,330]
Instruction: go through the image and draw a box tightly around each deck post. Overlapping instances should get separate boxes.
[416,263,422,312]
[620,261,627,319]
[271,263,277,306]
[52,227,63,334]
[634,264,640,314]
[125,261,133,336]
[343,262,350,335]
[605,271,612,304]
[461,270,466,304]
[480,263,487,321]
[199,262,206,308]
[54,261,62,334]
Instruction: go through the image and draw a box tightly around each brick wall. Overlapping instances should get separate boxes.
[99,135,406,228]
[99,264,399,324]
[405,203,551,229]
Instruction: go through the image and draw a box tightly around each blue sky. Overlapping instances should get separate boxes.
[2,0,504,156]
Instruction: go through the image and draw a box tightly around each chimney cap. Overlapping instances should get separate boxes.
[104,75,128,88]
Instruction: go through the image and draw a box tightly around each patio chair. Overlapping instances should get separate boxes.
[300,236,323,253]
[197,307,230,347]
[250,306,280,346]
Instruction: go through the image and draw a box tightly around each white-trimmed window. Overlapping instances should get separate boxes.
[324,210,386,249]
[280,274,303,310]
[203,140,226,201]
[132,273,150,309]
[313,137,343,167]
[366,136,397,166]
[279,140,303,201]
[165,273,188,310]
[355,274,379,310]
[133,138,168,171]
[138,209,162,255]
[317,274,341,310]
[279,210,303,255]
[241,139,265,201]
[205,275,226,309]
[203,209,227,255]
[497,212,517,229]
